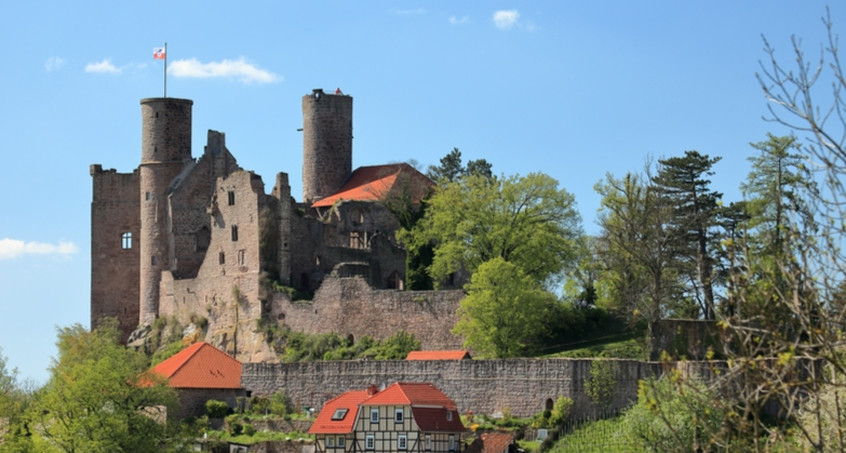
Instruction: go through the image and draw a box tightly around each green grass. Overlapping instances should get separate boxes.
[548,414,643,453]
[544,334,646,360]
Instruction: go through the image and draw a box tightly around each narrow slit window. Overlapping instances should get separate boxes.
[228,190,235,206]
[219,252,225,265]
[231,225,239,242]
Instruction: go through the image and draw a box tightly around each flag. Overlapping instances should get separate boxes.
[153,47,166,60]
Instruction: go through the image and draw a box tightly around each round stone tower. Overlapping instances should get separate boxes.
[302,89,353,204]
[138,97,193,326]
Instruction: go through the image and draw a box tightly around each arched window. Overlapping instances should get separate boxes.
[121,232,132,249]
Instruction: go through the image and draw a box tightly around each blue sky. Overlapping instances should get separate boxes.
[0,1,841,383]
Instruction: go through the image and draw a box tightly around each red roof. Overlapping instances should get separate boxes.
[311,163,433,208]
[308,390,371,434]
[412,406,466,433]
[480,432,514,453]
[406,350,472,361]
[151,342,242,389]
[362,382,457,410]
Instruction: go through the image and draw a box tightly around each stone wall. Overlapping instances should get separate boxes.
[242,358,682,419]
[270,276,465,349]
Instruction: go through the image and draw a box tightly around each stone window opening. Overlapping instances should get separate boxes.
[545,398,554,411]
[237,249,245,266]
[121,232,132,249]
[231,225,239,241]
[151,255,156,266]
[145,191,151,201]
[228,190,235,206]
[196,227,210,252]
[219,252,225,265]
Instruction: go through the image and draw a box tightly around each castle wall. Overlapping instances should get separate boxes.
[242,358,676,419]
[270,276,464,350]
[90,165,141,341]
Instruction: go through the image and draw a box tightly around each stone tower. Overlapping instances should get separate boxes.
[301,89,353,204]
[138,97,193,326]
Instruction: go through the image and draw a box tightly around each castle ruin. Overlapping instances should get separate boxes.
[90,89,462,361]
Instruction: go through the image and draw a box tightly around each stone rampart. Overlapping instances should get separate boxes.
[270,277,465,350]
[242,358,696,419]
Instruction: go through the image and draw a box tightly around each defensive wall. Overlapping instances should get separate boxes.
[242,358,720,419]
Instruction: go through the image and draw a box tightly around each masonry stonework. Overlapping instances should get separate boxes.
[241,359,679,420]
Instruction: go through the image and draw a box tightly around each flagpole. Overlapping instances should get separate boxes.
[163,42,167,98]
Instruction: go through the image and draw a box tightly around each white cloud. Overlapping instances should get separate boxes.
[85,59,121,74]
[44,57,65,72]
[0,238,79,260]
[493,9,520,29]
[169,57,281,84]
[449,16,469,25]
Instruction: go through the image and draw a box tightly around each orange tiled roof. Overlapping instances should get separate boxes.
[152,342,242,389]
[480,432,514,453]
[311,163,433,208]
[308,390,371,434]
[406,350,472,361]
[361,382,458,410]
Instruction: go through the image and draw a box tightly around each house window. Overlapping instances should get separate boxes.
[327,436,335,448]
[238,249,245,266]
[331,408,348,421]
[337,436,345,448]
[395,408,404,423]
[228,190,235,206]
[398,434,407,450]
[370,408,379,423]
[231,225,239,241]
[365,434,375,450]
[121,232,132,249]
[449,435,456,451]
[446,411,453,421]
[219,252,225,265]
[425,435,431,451]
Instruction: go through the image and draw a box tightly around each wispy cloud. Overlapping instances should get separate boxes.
[493,9,520,30]
[392,8,426,15]
[0,238,79,260]
[449,16,469,25]
[85,59,121,74]
[169,57,281,84]
[45,57,65,72]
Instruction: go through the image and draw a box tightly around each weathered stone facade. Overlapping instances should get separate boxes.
[241,358,691,419]
[90,90,455,361]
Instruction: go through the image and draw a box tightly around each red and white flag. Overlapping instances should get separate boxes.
[153,47,166,60]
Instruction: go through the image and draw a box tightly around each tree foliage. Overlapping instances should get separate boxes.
[405,172,582,287]
[33,320,179,453]
[452,258,559,358]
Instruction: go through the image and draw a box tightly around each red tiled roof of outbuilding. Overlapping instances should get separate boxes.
[406,350,472,361]
[480,432,514,453]
[310,163,433,208]
[152,342,242,389]
[308,390,371,434]
[412,406,467,432]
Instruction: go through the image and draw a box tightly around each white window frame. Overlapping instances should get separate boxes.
[370,408,379,423]
[121,232,132,249]
[446,411,452,421]
[366,434,375,450]
[449,435,456,451]
[425,435,431,451]
[327,436,335,448]
[337,436,345,448]
[395,408,404,423]
[398,434,407,450]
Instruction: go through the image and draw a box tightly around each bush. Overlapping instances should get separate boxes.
[206,399,230,419]
[584,360,619,410]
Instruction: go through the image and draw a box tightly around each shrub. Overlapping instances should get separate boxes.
[206,399,230,419]
[584,360,619,410]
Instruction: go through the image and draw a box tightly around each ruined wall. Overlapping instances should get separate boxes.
[242,359,676,419]
[90,165,141,341]
[270,276,464,350]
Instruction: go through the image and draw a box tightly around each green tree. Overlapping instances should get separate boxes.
[652,150,724,320]
[405,172,582,287]
[0,348,36,453]
[426,148,493,183]
[33,320,179,453]
[452,258,559,358]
